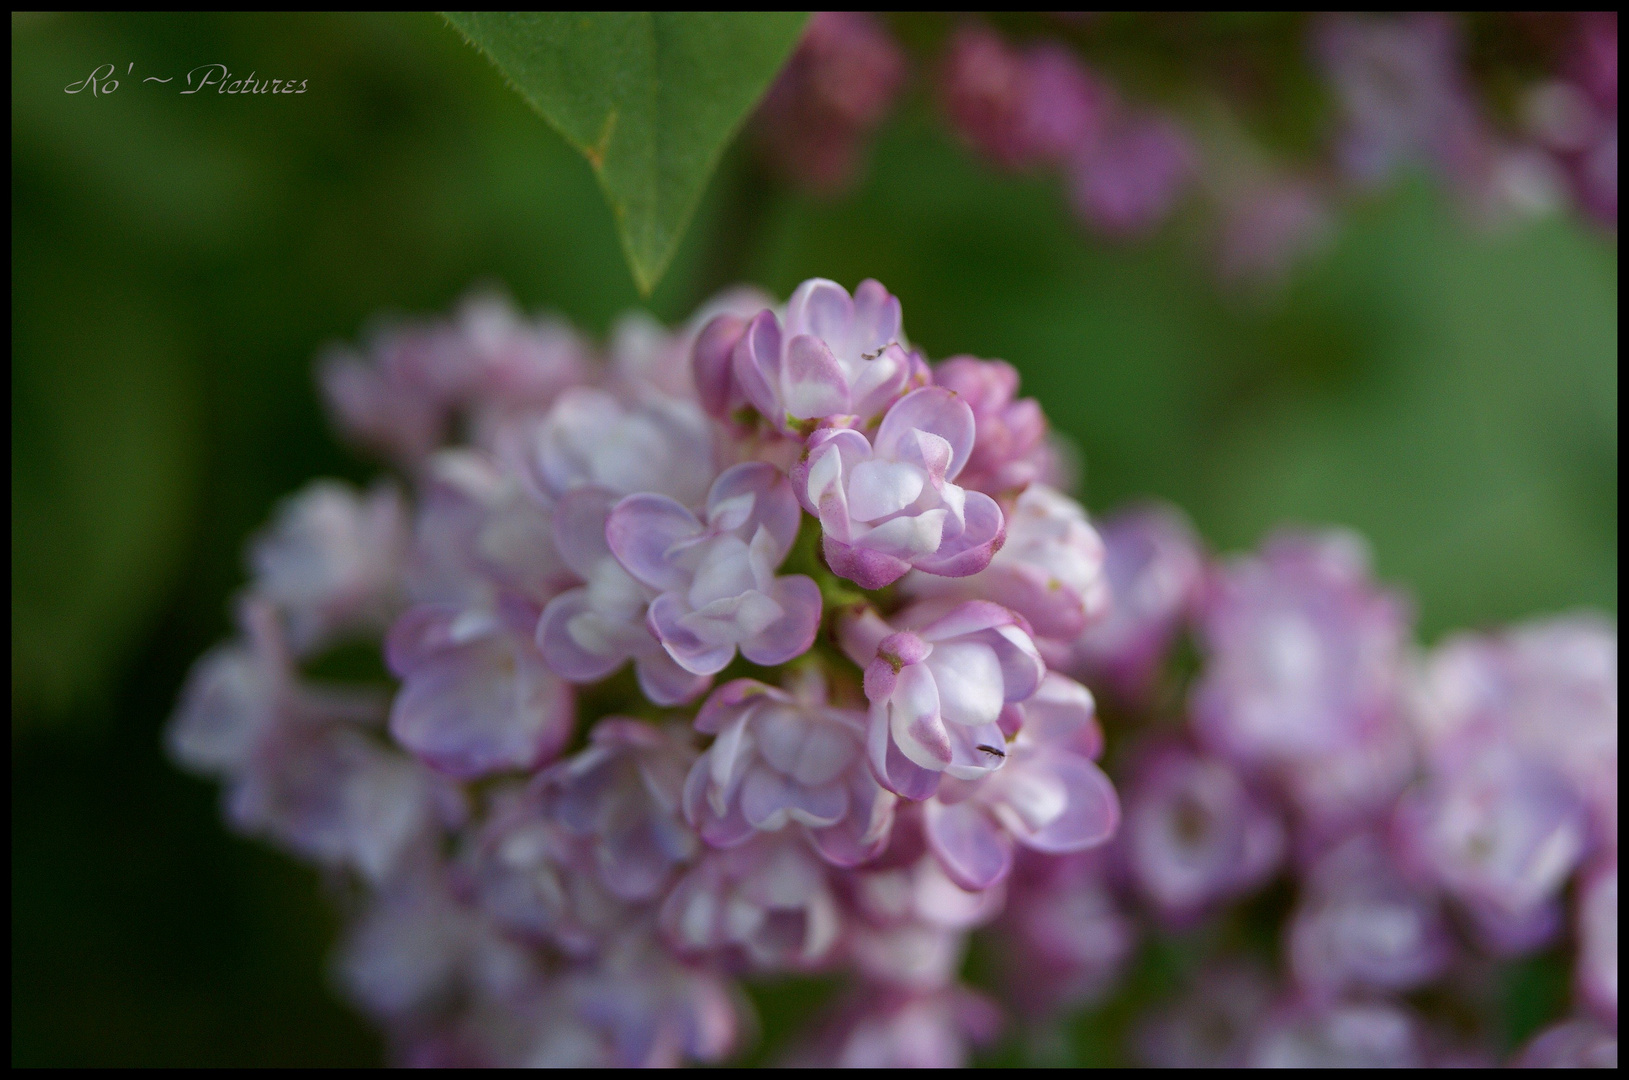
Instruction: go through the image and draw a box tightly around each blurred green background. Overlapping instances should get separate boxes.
[11,12,1616,1066]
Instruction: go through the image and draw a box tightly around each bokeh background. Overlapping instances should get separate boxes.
[11,12,1616,1066]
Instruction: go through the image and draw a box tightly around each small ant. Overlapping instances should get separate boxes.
[975,743,1006,758]
[860,341,898,362]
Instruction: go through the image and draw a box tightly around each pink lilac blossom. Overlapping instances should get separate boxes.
[1190,529,1414,831]
[683,672,896,866]
[1121,740,1285,920]
[995,848,1136,1016]
[249,480,408,655]
[939,24,1110,172]
[172,279,1615,1067]
[1285,831,1452,1000]
[794,387,1005,588]
[1068,500,1206,702]
[754,11,908,194]
[841,600,1044,798]
[1524,13,1618,227]
[929,355,1061,499]
[607,462,820,676]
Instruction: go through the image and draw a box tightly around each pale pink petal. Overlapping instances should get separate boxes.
[707,462,802,558]
[987,622,1046,702]
[786,277,855,348]
[783,335,852,419]
[740,575,822,667]
[537,588,626,682]
[846,459,927,522]
[867,703,944,801]
[692,313,749,419]
[741,766,848,829]
[851,278,902,354]
[1001,753,1120,853]
[847,343,915,421]
[649,593,737,675]
[551,487,619,579]
[912,489,1005,578]
[694,679,782,734]
[824,537,914,591]
[732,310,783,420]
[924,798,1014,891]
[855,509,948,560]
[874,388,976,480]
[606,494,703,592]
[634,647,713,706]
[924,640,1005,727]
[918,600,1022,643]
[385,603,468,677]
[389,637,572,779]
[890,665,954,770]
[942,720,1013,781]
[1020,672,1103,758]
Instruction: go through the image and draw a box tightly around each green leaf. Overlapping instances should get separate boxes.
[443,11,809,295]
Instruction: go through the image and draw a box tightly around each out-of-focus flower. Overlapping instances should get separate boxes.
[661,832,843,969]
[795,387,1005,588]
[998,849,1136,1015]
[1191,529,1413,829]
[1214,178,1334,289]
[536,719,698,903]
[1069,112,1196,239]
[788,983,1002,1068]
[386,600,574,780]
[754,12,907,194]
[1135,962,1276,1068]
[684,673,896,865]
[319,293,587,467]
[607,462,820,676]
[548,938,745,1067]
[1247,999,1425,1068]
[940,25,1109,171]
[1413,614,1618,848]
[1286,832,1451,999]
[842,601,1044,798]
[1122,741,1284,918]
[1394,743,1587,955]
[249,480,409,655]
[1313,13,1493,195]
[337,861,538,1024]
[1069,501,1206,702]
[1511,1016,1619,1068]
[525,386,716,508]
[407,450,566,610]
[1577,857,1617,1024]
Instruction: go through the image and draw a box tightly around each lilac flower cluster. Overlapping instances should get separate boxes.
[172,279,1123,1066]
[171,277,1615,1066]
[985,522,1618,1067]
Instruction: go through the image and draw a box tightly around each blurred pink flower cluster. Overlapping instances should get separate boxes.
[172,279,1615,1066]
[750,13,1615,293]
